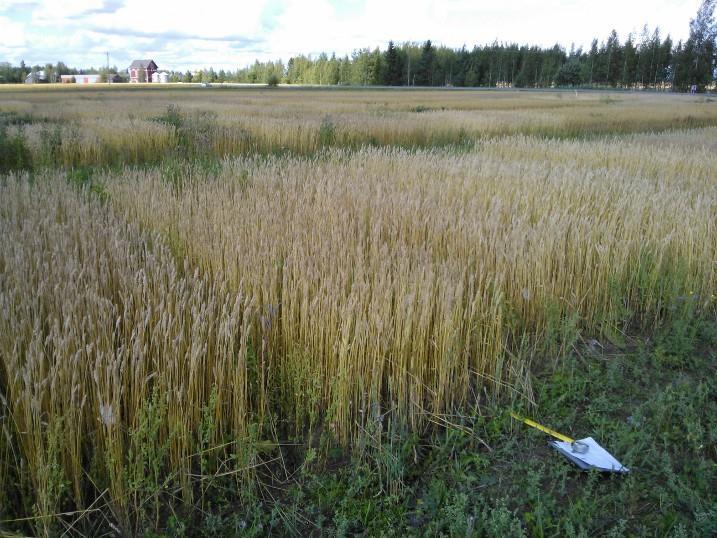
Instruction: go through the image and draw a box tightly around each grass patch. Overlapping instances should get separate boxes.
[135,320,716,537]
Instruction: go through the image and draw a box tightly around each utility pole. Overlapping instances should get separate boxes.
[106,52,111,83]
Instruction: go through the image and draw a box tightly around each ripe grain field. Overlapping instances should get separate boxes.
[1,87,716,536]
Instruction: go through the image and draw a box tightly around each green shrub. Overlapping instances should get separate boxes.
[319,116,336,147]
[0,123,32,173]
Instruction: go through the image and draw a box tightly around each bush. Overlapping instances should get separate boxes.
[266,73,280,87]
[0,123,32,173]
[319,115,336,147]
[555,61,583,87]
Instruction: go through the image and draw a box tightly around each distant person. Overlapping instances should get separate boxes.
[690,84,697,95]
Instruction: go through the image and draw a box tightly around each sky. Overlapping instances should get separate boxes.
[0,0,701,71]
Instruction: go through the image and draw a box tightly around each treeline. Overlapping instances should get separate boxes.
[0,61,123,83]
[223,34,675,89]
[176,2,717,91]
[178,19,716,91]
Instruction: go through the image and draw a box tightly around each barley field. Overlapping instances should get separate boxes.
[1,87,716,535]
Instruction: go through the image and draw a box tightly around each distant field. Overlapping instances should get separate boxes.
[1,88,716,536]
[2,87,717,167]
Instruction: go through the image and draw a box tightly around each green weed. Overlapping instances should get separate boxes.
[0,121,32,173]
[319,115,336,147]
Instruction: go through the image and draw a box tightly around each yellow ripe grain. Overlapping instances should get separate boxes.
[106,126,717,441]
[1,89,716,529]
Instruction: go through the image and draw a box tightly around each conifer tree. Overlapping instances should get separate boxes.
[415,40,436,86]
[684,0,716,89]
[384,41,404,85]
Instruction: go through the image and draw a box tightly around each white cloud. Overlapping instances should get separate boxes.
[0,0,701,70]
[32,0,271,40]
[0,15,26,47]
[0,0,35,10]
[33,0,111,19]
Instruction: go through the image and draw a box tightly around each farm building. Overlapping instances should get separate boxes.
[129,59,158,83]
[61,74,121,84]
[151,71,169,83]
[25,70,48,84]
[74,74,102,84]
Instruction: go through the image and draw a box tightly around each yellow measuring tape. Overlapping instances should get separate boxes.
[510,412,574,443]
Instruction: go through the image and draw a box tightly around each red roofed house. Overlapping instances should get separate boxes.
[129,59,158,83]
